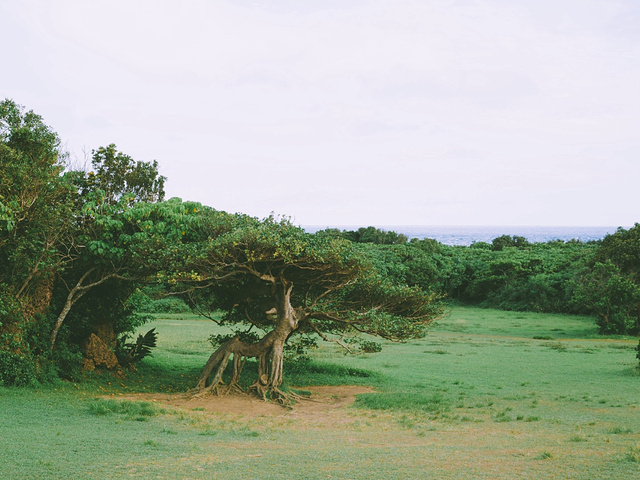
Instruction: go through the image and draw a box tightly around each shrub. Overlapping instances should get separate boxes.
[0,349,38,387]
[117,328,158,368]
[361,340,383,353]
[143,297,191,314]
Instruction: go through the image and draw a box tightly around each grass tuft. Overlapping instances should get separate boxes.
[87,399,162,417]
[609,427,633,434]
[625,444,640,463]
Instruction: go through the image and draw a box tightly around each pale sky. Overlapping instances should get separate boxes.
[2,0,639,227]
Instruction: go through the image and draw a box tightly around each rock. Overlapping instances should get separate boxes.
[84,333,119,370]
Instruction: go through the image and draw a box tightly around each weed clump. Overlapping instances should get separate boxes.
[609,427,633,434]
[538,451,553,460]
[625,444,640,463]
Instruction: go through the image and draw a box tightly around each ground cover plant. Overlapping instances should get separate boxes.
[1,306,639,479]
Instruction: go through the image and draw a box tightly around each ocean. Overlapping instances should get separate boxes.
[302,225,626,246]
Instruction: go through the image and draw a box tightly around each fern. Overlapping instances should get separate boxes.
[118,328,158,367]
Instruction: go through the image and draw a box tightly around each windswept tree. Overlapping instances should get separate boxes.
[163,213,442,399]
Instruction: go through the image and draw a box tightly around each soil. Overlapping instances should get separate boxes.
[118,385,374,421]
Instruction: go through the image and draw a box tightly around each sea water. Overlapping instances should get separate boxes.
[303,225,626,246]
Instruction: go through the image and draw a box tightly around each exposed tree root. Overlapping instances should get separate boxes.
[191,330,291,402]
[191,279,305,403]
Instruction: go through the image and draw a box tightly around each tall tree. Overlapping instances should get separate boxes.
[590,224,640,334]
[50,145,166,350]
[571,261,640,335]
[164,213,442,399]
[0,99,74,356]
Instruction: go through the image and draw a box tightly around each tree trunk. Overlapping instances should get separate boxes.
[193,278,302,399]
[50,286,88,350]
[50,268,120,350]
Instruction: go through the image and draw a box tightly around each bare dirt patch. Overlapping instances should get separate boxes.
[117,385,374,421]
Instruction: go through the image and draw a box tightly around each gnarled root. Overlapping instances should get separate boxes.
[191,335,289,402]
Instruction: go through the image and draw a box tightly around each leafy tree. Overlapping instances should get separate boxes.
[319,226,408,245]
[589,224,640,334]
[491,235,529,251]
[49,145,166,350]
[571,261,640,335]
[0,99,74,363]
[596,224,640,282]
[81,144,165,205]
[162,214,441,399]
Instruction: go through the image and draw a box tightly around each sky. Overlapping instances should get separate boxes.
[2,0,639,227]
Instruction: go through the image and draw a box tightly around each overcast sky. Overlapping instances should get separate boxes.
[2,0,639,227]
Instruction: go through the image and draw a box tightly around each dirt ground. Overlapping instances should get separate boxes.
[119,385,375,423]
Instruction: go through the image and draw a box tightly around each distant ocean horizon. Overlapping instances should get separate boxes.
[302,225,628,246]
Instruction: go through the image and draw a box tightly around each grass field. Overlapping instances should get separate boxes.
[1,307,639,479]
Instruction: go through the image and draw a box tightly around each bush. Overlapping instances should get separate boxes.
[361,340,383,353]
[142,297,191,314]
[50,343,83,381]
[0,349,38,387]
[117,328,158,368]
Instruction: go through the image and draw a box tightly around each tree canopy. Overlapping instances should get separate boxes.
[151,211,442,398]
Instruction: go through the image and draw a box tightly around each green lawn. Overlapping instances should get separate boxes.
[1,307,639,479]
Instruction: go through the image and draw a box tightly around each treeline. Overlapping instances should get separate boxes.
[317,226,640,336]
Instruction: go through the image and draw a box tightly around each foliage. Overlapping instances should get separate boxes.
[571,261,640,335]
[356,239,596,317]
[591,224,640,334]
[170,213,442,340]
[145,297,191,313]
[596,224,640,282]
[360,340,383,353]
[81,144,165,205]
[116,328,158,368]
[135,286,191,313]
[0,349,37,386]
[491,235,530,251]
[317,226,408,245]
[48,144,168,356]
[209,331,262,350]
[0,99,74,358]
[0,99,170,381]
